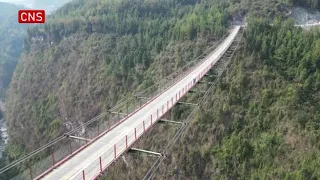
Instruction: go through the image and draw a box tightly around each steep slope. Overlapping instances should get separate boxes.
[227,0,291,21]
[102,19,320,180]
[0,0,76,91]
[0,2,27,89]
[207,21,320,179]
[6,0,230,157]
[3,0,320,177]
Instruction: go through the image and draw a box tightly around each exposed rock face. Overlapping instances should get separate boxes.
[291,7,320,25]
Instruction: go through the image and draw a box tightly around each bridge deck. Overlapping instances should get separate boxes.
[42,26,241,180]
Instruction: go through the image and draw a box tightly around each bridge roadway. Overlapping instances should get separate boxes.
[41,26,241,180]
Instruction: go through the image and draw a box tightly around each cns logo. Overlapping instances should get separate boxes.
[18,10,45,23]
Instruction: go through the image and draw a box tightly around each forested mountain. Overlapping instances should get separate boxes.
[0,0,74,91]
[208,20,320,179]
[0,2,27,89]
[103,18,320,180]
[6,0,230,157]
[2,0,320,178]
[0,2,23,24]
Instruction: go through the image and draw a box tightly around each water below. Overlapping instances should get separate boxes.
[0,118,8,158]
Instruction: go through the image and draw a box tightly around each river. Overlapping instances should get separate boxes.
[0,117,8,158]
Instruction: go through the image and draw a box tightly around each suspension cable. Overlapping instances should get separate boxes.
[143,28,244,180]
[0,31,230,176]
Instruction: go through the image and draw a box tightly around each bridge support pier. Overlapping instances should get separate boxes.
[128,148,163,157]
[158,119,185,125]
[177,102,199,106]
[65,134,91,142]
[204,73,217,78]
[188,90,206,94]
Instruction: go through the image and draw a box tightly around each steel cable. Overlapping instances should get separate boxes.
[143,28,244,180]
[0,32,230,176]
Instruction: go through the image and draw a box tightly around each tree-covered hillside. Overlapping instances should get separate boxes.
[6,0,230,157]
[209,20,320,179]
[0,0,73,90]
[0,2,27,89]
[102,20,320,180]
[3,0,320,178]
[0,2,23,24]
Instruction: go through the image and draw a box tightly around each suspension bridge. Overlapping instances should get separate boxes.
[0,21,318,180]
[0,26,243,180]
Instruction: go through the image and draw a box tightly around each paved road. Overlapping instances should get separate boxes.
[295,22,320,27]
[295,23,320,29]
[42,26,241,180]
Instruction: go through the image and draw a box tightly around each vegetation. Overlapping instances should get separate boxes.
[0,2,27,89]
[209,20,320,179]
[2,0,320,178]
[0,0,73,90]
[227,0,292,20]
[6,0,230,158]
[291,0,320,9]
[102,19,320,180]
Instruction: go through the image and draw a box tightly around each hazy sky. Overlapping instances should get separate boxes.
[0,0,33,8]
[0,0,72,13]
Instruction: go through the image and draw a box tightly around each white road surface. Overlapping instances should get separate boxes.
[42,26,241,180]
[295,22,320,28]
[297,22,320,26]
